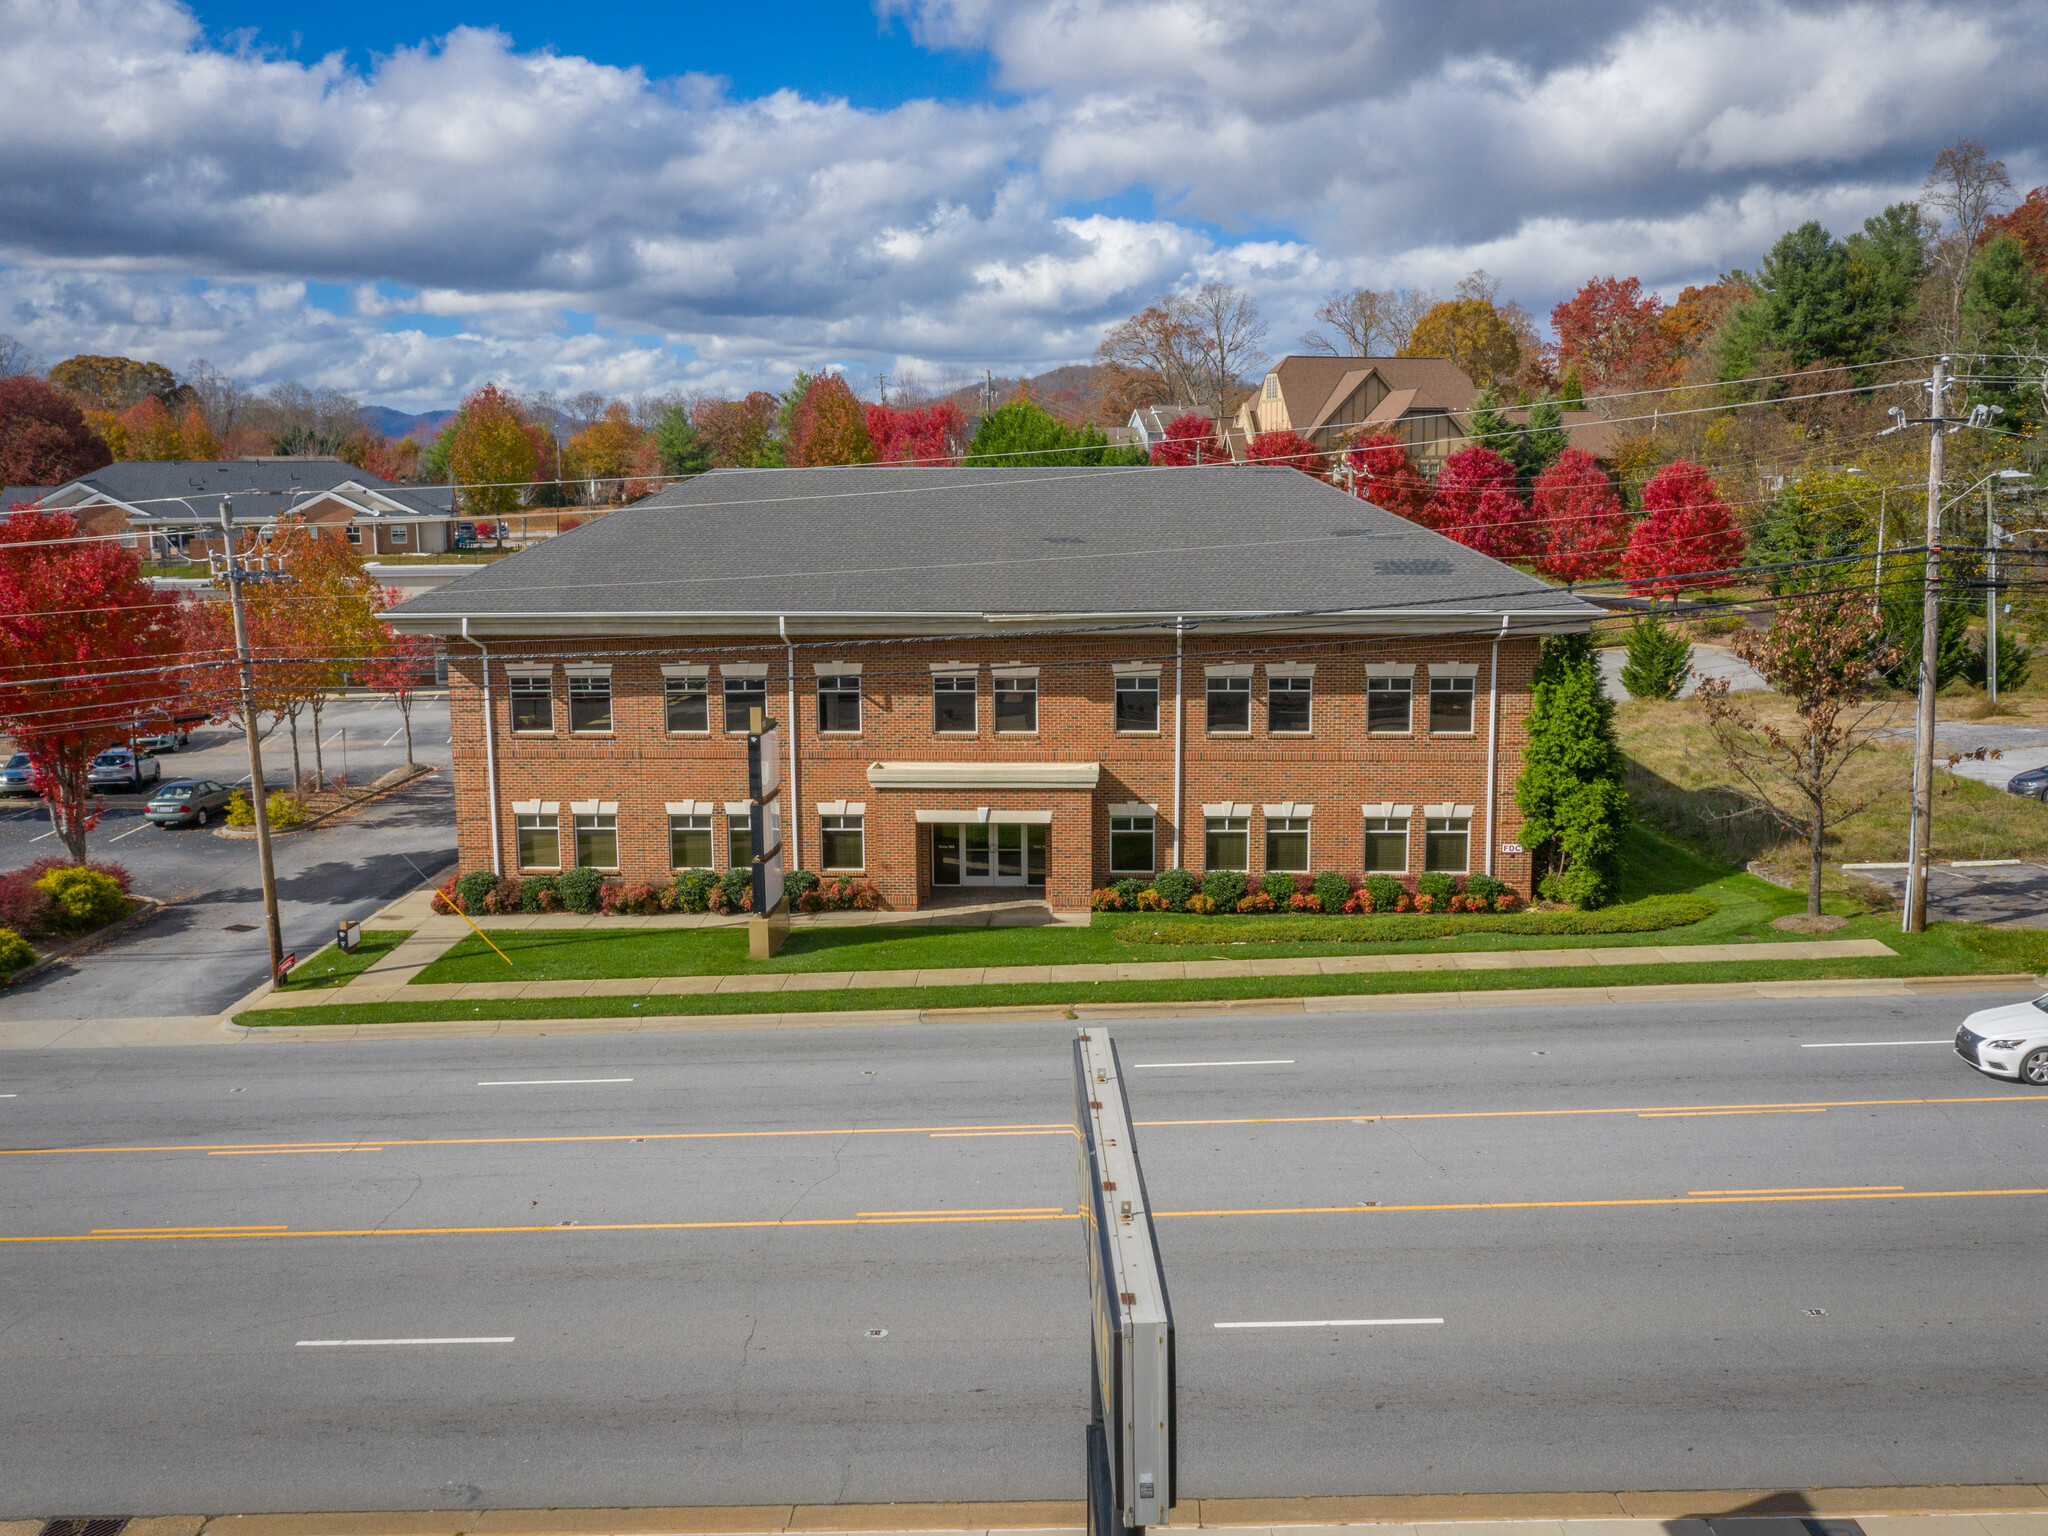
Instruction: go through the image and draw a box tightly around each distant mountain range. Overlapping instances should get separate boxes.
[362,405,457,442]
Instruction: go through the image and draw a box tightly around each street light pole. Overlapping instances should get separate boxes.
[219,496,285,983]
[1904,360,1948,936]
[1985,476,1999,706]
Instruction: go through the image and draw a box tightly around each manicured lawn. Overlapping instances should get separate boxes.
[276,929,410,991]
[411,827,1818,986]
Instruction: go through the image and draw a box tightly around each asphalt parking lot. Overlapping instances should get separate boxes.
[1,695,456,1021]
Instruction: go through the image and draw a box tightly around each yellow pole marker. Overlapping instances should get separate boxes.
[446,896,516,969]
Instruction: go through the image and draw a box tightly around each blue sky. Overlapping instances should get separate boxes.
[2,0,2044,411]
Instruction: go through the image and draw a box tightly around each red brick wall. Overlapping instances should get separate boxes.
[444,632,1540,909]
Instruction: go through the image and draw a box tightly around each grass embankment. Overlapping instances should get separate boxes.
[275,930,409,991]
[235,830,2048,1027]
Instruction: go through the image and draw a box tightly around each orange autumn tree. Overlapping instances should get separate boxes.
[787,375,875,466]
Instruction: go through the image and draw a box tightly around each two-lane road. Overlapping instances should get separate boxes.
[2,993,2044,1513]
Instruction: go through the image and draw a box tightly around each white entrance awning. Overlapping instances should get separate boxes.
[868,761,1100,790]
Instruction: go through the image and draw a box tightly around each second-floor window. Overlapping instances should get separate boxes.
[933,673,976,733]
[665,675,709,733]
[509,672,552,733]
[994,674,1037,733]
[1268,676,1312,734]
[1207,675,1251,733]
[1431,675,1476,734]
[1367,675,1412,734]
[724,675,767,732]
[817,675,862,733]
[568,673,612,733]
[1115,675,1160,733]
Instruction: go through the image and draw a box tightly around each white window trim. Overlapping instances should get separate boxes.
[1114,671,1162,735]
[1429,661,1480,679]
[506,669,551,686]
[1423,803,1476,819]
[816,672,862,734]
[1201,802,1252,818]
[1108,809,1157,874]
[812,661,864,676]
[1107,801,1157,817]
[1262,802,1315,819]
[569,800,619,817]
[1366,662,1416,678]
[721,663,770,679]
[1362,802,1415,818]
[564,664,612,679]
[665,800,715,816]
[1112,661,1164,677]
[815,800,869,816]
[511,799,560,816]
[928,660,979,673]
[1204,663,1254,679]
[723,801,753,818]
[661,663,709,679]
[1265,662,1316,679]
[991,664,1039,680]
[1264,814,1311,872]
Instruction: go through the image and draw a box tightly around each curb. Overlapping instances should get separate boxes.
[222,971,2046,1042]
[0,894,166,990]
[216,764,437,839]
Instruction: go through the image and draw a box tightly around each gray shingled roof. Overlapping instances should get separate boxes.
[33,459,452,521]
[385,466,1596,627]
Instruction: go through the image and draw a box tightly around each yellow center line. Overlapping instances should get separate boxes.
[2,1093,2035,1161]
[929,1129,1075,1138]
[1689,1185,1904,1195]
[8,1186,2045,1247]
[206,1147,384,1155]
[856,1207,1067,1216]
[1638,1108,1828,1118]
[90,1225,291,1233]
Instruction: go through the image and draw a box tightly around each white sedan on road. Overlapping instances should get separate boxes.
[1955,1001,2048,1085]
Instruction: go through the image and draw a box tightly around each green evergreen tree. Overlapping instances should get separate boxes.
[963,398,1144,467]
[1963,233,2048,431]
[1501,396,1567,490]
[423,417,460,482]
[1877,563,1976,690]
[1465,388,1511,456]
[1619,610,1694,699]
[1515,633,1630,908]
[1715,204,1926,379]
[1559,366,1584,406]
[651,405,712,478]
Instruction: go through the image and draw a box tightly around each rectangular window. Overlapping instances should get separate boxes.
[727,811,752,869]
[1204,815,1248,871]
[664,676,709,734]
[574,810,618,869]
[1206,675,1251,733]
[821,813,864,870]
[669,813,712,869]
[1109,813,1155,873]
[509,673,553,734]
[568,673,612,734]
[1364,816,1409,873]
[1265,815,1310,872]
[390,524,408,544]
[993,674,1037,733]
[1425,816,1470,873]
[1430,675,1476,734]
[724,676,767,732]
[1367,676,1412,734]
[515,810,559,869]
[1115,675,1160,733]
[1268,676,1312,734]
[817,674,862,734]
[345,524,361,545]
[932,673,976,734]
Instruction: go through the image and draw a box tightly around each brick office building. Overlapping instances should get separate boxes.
[386,466,1598,910]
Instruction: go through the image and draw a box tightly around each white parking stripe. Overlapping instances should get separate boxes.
[1800,1040,1951,1048]
[108,821,155,841]
[1135,1060,1294,1068]
[295,1337,514,1347]
[477,1078,634,1086]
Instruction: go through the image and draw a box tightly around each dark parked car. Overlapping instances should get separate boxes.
[144,779,237,827]
[0,751,39,796]
[2007,766,2048,801]
[87,747,161,790]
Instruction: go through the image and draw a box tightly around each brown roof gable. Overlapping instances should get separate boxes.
[1268,354,1479,425]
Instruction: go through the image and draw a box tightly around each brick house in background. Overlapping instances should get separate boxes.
[384,466,1599,911]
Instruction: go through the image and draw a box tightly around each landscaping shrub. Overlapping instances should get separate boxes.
[1200,869,1246,909]
[1112,892,1715,945]
[557,866,605,914]
[669,868,718,913]
[1090,886,1128,912]
[484,875,523,914]
[225,791,254,827]
[521,875,560,914]
[1363,874,1405,912]
[1152,869,1197,911]
[1288,891,1323,912]
[1415,871,1459,905]
[430,875,459,914]
[800,875,883,912]
[1413,892,1437,913]
[1236,890,1278,913]
[1464,873,1507,908]
[1111,877,1147,906]
[0,927,34,978]
[713,868,753,913]
[1185,893,1218,914]
[785,869,820,908]
[0,858,131,938]
[266,792,306,828]
[1133,888,1167,910]
[1311,872,1353,913]
[455,870,500,914]
[1259,871,1295,904]
[35,866,126,928]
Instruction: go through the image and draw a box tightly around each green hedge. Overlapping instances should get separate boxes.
[1112,893,1717,945]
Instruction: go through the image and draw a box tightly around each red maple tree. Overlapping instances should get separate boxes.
[0,511,195,863]
[361,627,440,766]
[1982,184,2048,274]
[1245,429,1328,480]
[1550,276,1675,394]
[1425,445,1531,557]
[1341,433,1430,522]
[1149,414,1224,467]
[865,400,968,465]
[1621,459,1745,594]
[1533,448,1632,580]
[0,376,112,485]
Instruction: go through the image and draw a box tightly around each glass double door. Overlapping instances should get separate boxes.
[931,822,1047,886]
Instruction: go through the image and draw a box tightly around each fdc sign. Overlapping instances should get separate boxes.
[1073,1030,1176,1536]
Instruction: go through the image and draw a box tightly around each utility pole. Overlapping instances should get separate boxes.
[1903,360,1949,935]
[219,496,286,982]
[1985,476,1999,705]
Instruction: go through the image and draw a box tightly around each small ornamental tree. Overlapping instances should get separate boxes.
[362,628,440,765]
[0,376,112,484]
[1533,448,1631,580]
[1426,444,1530,557]
[1620,459,1744,595]
[1149,414,1224,467]
[1697,596,1898,916]
[866,400,968,465]
[788,375,876,466]
[1618,609,1694,699]
[0,511,191,863]
[1342,432,1430,522]
[448,384,540,518]
[1244,429,1328,479]
[1515,633,1629,907]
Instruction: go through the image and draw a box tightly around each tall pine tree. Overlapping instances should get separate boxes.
[1515,633,1630,907]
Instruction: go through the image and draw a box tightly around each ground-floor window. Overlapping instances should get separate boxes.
[1109,812,1155,873]
[516,810,558,869]
[1265,815,1310,872]
[1205,815,1248,871]
[574,810,618,869]
[1364,816,1408,873]
[728,810,752,869]
[669,812,712,869]
[1424,815,1470,873]
[821,813,865,870]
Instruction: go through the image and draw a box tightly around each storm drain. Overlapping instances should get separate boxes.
[40,1520,130,1536]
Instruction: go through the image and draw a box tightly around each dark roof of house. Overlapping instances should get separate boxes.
[2,486,55,509]
[385,466,1597,628]
[29,459,453,521]
[1269,355,1479,420]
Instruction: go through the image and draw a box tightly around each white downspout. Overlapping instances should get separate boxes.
[462,617,503,876]
[1171,618,1186,869]
[780,615,801,870]
[1484,614,1505,878]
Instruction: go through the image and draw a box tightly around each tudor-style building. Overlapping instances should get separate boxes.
[385,465,1598,911]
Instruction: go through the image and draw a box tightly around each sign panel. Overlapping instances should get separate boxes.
[753,793,784,916]
[750,724,781,803]
[1073,1030,1175,1531]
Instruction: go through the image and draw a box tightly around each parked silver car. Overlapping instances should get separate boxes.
[0,751,38,796]
[87,747,161,790]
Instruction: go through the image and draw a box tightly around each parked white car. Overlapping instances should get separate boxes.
[1955,1001,2048,1085]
